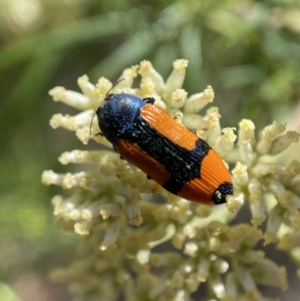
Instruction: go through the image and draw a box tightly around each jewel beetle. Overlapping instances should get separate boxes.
[94,89,233,205]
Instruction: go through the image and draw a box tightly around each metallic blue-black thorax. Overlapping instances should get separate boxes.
[97,93,145,145]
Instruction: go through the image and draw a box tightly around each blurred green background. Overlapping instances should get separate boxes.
[1,0,300,300]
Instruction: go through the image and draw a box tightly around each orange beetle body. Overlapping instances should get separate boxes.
[96,93,233,205]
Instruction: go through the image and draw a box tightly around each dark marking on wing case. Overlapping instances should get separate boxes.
[212,182,233,204]
[120,115,211,195]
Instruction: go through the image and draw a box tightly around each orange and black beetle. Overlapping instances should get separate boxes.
[96,93,233,205]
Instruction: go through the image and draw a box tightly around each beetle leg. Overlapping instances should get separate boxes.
[143,97,155,104]
[188,128,197,134]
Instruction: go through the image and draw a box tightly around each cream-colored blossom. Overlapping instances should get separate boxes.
[164,59,188,99]
[228,118,300,244]
[43,60,299,301]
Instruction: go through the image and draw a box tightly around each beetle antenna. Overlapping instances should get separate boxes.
[89,110,97,136]
[89,78,126,137]
[105,78,125,97]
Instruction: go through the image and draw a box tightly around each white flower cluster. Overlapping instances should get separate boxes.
[227,119,300,244]
[51,221,287,301]
[42,60,298,300]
